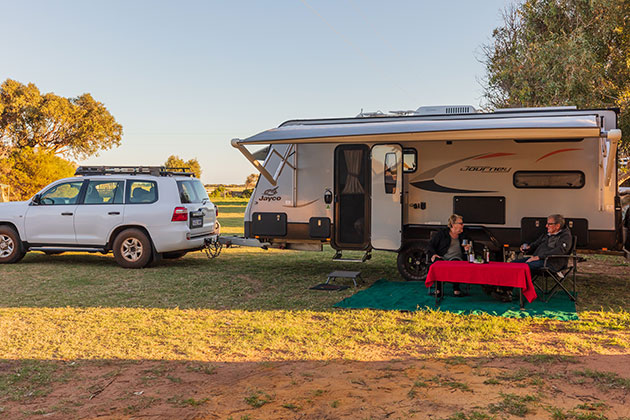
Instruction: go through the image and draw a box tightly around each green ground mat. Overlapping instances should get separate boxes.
[333,279,578,320]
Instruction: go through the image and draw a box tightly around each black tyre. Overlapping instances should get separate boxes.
[162,251,187,260]
[0,226,26,264]
[113,228,152,269]
[397,243,429,281]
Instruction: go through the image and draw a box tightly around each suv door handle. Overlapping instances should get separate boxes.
[108,211,120,215]
[61,212,73,216]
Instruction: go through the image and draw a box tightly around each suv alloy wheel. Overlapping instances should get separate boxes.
[113,228,152,268]
[0,226,26,264]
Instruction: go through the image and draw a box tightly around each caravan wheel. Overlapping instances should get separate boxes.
[397,243,429,281]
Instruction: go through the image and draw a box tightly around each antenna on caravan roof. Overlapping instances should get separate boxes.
[356,109,387,118]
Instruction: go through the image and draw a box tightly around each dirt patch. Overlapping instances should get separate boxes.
[3,355,630,419]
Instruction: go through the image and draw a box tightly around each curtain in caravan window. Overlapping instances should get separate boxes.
[342,149,365,194]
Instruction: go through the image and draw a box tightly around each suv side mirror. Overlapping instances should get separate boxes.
[32,194,41,205]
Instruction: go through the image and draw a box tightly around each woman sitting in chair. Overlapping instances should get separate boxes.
[427,214,471,297]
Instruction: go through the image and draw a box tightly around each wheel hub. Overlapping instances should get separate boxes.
[0,234,14,258]
[121,238,143,262]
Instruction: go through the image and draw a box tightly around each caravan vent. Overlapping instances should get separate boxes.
[415,105,477,116]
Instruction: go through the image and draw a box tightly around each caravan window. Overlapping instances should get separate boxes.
[513,171,585,189]
[403,149,417,173]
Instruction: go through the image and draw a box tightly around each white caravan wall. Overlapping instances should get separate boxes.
[405,138,612,230]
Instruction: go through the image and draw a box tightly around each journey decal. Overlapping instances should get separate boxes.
[410,153,514,193]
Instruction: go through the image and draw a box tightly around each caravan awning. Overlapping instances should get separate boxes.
[235,115,602,145]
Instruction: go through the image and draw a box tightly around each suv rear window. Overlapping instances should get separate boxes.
[128,181,158,204]
[177,180,209,203]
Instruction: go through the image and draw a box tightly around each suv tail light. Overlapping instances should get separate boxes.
[215,206,219,217]
[171,207,188,222]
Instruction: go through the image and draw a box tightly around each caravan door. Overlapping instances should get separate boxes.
[371,144,402,250]
[333,145,370,250]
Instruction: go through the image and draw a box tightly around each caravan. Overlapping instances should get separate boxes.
[231,106,624,279]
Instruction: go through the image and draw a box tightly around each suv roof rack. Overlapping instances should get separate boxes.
[75,166,195,177]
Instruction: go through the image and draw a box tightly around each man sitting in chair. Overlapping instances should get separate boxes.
[515,214,572,272]
[490,214,572,302]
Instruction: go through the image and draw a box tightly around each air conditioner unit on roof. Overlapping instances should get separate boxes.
[415,105,476,115]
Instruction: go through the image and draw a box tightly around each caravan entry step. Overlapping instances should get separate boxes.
[326,270,363,288]
[332,251,372,263]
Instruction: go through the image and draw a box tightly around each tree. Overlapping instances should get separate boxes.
[0,147,76,200]
[245,173,259,189]
[0,79,122,159]
[482,0,630,154]
[165,155,202,179]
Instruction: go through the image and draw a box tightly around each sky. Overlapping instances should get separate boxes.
[0,0,512,184]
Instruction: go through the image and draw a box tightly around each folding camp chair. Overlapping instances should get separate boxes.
[532,236,579,302]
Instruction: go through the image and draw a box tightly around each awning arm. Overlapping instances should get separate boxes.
[604,129,622,187]
[231,138,277,186]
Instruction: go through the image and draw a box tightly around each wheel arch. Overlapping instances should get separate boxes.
[0,222,21,237]
[107,225,153,251]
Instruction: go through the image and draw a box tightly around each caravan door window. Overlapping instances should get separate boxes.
[513,171,585,189]
[403,148,417,173]
[384,153,398,194]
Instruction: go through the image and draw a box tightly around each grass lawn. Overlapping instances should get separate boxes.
[1,198,629,419]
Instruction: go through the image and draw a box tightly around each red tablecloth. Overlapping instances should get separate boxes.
[425,261,537,303]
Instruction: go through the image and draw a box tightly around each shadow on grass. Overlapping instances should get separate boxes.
[1,249,628,312]
[0,247,399,310]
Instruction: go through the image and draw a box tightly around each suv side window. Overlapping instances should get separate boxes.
[127,181,158,204]
[39,181,84,205]
[177,180,209,203]
[84,180,124,204]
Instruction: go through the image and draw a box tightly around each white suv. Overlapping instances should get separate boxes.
[0,166,219,268]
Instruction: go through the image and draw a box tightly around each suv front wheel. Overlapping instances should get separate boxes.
[0,226,26,264]
[113,228,152,269]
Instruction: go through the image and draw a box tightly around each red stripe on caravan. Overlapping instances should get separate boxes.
[473,153,515,160]
[536,148,582,162]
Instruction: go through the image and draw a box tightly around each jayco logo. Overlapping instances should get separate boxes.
[259,186,281,202]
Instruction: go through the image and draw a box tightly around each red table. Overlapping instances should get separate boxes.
[425,261,537,306]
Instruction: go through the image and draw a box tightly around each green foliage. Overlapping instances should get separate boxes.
[244,389,272,408]
[245,173,259,189]
[165,155,202,179]
[487,392,538,417]
[210,185,230,198]
[0,79,122,159]
[0,147,75,200]
[482,0,630,154]
[241,188,253,198]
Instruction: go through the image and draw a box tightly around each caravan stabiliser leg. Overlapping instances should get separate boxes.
[203,237,223,259]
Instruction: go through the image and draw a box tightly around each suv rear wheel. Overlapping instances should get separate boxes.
[113,228,152,268]
[0,226,26,264]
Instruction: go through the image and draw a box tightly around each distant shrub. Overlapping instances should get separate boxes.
[210,185,230,198]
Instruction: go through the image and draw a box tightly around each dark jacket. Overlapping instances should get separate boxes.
[427,228,468,260]
[529,227,573,271]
